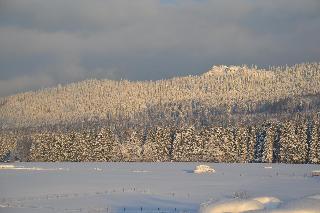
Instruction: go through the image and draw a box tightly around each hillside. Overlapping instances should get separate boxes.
[1,63,320,128]
[0,63,320,163]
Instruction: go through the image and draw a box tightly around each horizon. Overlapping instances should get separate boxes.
[1,62,316,98]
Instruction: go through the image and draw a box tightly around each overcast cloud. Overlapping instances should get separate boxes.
[0,0,319,97]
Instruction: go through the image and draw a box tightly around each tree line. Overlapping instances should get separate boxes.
[1,115,319,163]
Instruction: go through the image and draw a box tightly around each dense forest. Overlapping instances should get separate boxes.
[0,63,320,163]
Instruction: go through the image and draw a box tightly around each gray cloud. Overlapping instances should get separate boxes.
[0,0,319,97]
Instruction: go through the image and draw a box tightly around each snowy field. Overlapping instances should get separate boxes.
[0,163,319,213]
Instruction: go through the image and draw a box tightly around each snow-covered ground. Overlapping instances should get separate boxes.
[0,163,319,213]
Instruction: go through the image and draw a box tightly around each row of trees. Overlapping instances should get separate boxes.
[1,117,319,163]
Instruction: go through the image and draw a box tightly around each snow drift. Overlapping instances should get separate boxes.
[201,195,320,213]
[194,165,215,174]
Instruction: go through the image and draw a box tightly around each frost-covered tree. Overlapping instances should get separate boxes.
[93,128,120,161]
[310,120,320,163]
[234,126,249,163]
[201,126,224,162]
[247,126,256,163]
[295,120,308,163]
[121,130,143,162]
[278,120,308,164]
[0,131,18,161]
[219,127,237,163]
[263,123,276,163]
[172,125,202,161]
[143,127,171,162]
[255,126,266,163]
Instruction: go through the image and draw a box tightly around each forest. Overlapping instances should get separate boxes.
[0,63,320,163]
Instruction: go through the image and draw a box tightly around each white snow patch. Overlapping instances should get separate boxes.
[0,164,69,171]
[201,195,320,213]
[194,165,215,174]
[273,195,320,213]
[0,164,15,169]
[311,170,320,176]
[308,194,320,200]
[252,197,281,209]
[93,167,102,171]
[202,199,264,213]
[131,170,150,173]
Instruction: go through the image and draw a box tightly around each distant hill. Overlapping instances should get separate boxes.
[1,63,320,163]
[1,63,320,129]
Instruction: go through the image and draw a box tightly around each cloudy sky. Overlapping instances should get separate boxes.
[0,0,319,97]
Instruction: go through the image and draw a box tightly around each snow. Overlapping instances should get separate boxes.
[0,164,69,171]
[202,199,264,213]
[0,163,319,213]
[270,195,320,213]
[0,164,15,169]
[252,196,281,209]
[201,196,281,213]
[201,195,320,213]
[131,170,150,173]
[194,165,215,174]
[311,170,320,176]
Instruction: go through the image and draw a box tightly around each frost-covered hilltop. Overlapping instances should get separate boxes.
[0,63,320,163]
[1,63,320,128]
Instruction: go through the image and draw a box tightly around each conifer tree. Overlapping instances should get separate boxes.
[172,125,201,161]
[201,126,224,162]
[263,123,275,163]
[235,126,249,163]
[121,130,143,162]
[247,126,256,163]
[219,127,237,163]
[310,120,320,163]
[143,127,171,162]
[295,120,308,163]
[255,126,266,163]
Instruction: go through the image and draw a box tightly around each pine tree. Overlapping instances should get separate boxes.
[263,123,275,163]
[121,130,143,162]
[143,127,171,162]
[247,126,256,163]
[142,128,156,162]
[219,127,237,163]
[278,120,308,163]
[279,121,292,163]
[255,126,266,163]
[272,123,281,163]
[172,125,201,161]
[310,120,320,163]
[235,126,249,163]
[94,128,120,161]
[294,120,308,163]
[201,126,224,162]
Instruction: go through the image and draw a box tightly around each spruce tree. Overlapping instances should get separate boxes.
[263,123,275,163]
[310,120,320,163]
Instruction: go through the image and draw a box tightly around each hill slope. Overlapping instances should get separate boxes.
[1,63,320,163]
[0,63,320,128]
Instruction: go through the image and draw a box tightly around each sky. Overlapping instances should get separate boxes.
[0,0,320,97]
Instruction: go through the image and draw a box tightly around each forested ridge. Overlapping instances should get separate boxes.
[1,63,320,163]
